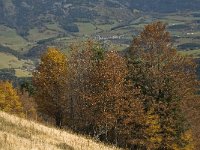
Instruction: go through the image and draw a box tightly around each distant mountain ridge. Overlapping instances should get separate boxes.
[124,0,200,13]
[1,0,200,36]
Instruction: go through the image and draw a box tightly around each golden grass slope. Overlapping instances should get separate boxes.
[0,111,120,150]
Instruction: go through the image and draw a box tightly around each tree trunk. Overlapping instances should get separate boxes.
[55,111,63,128]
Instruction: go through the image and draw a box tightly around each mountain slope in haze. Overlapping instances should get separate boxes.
[1,0,200,41]
[1,0,200,80]
[1,0,200,36]
[0,111,119,150]
[121,0,200,13]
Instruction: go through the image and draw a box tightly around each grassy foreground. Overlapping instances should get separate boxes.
[0,111,119,150]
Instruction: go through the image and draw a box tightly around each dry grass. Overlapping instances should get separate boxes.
[0,111,120,150]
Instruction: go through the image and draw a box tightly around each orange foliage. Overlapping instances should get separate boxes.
[128,21,198,149]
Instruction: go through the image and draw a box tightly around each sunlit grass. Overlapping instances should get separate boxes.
[0,111,120,150]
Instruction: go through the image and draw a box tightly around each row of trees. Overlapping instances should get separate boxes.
[32,22,199,149]
[0,22,199,149]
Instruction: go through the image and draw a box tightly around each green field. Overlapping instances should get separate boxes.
[27,27,59,42]
[0,52,33,77]
[179,49,200,58]
[76,22,99,36]
[0,25,30,51]
[0,52,23,69]
[15,69,32,77]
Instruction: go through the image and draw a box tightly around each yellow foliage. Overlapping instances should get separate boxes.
[181,130,195,150]
[164,130,195,150]
[39,47,68,81]
[33,47,68,127]
[145,108,162,149]
[0,81,23,116]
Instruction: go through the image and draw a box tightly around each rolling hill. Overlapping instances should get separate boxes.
[1,0,200,80]
[0,111,119,150]
[1,0,200,35]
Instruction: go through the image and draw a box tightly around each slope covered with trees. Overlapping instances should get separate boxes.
[1,0,200,36]
[32,22,200,149]
[122,0,200,13]
[1,21,200,149]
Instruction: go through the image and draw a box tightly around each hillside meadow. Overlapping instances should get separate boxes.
[0,111,120,150]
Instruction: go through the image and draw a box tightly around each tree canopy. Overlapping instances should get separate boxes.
[33,47,68,127]
[0,81,23,116]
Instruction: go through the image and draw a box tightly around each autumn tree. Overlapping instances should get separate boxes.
[18,91,37,120]
[20,80,35,96]
[93,50,129,142]
[32,48,68,128]
[0,81,23,116]
[144,105,162,149]
[68,41,146,148]
[127,21,198,149]
[67,41,109,134]
[68,42,111,131]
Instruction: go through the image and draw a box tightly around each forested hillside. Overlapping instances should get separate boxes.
[1,22,200,150]
[1,0,200,36]
[1,1,200,149]
[123,0,200,12]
